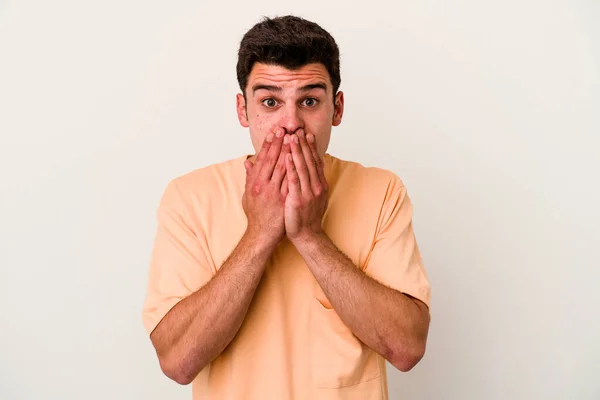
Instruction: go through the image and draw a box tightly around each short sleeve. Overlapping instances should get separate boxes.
[142,180,215,335]
[363,175,431,308]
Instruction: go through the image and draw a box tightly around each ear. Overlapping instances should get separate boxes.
[236,93,249,127]
[332,91,344,127]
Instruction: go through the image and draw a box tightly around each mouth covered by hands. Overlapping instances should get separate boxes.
[243,128,328,244]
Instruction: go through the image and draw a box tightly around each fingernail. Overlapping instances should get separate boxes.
[266,134,273,143]
[283,135,289,145]
[287,154,292,162]
[307,134,314,143]
[293,135,299,144]
[275,129,283,138]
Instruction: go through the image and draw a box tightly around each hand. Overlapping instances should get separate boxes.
[242,128,291,248]
[284,129,329,243]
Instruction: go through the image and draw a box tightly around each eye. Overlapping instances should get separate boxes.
[262,98,278,108]
[301,98,319,107]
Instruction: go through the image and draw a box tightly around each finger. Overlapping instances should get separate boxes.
[297,129,320,194]
[255,133,273,166]
[271,136,290,185]
[244,159,254,175]
[259,128,285,182]
[244,159,254,190]
[306,133,327,190]
[252,132,275,180]
[286,153,301,199]
[280,173,289,199]
[289,134,311,196]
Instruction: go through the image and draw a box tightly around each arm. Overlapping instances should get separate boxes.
[150,231,275,385]
[148,129,291,385]
[284,129,430,372]
[292,233,430,372]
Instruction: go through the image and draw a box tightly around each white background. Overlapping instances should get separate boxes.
[1,1,599,399]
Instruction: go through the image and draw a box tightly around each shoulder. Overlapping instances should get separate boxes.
[326,154,406,194]
[160,155,245,206]
[175,156,242,188]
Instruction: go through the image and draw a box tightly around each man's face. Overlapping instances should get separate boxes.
[236,63,344,157]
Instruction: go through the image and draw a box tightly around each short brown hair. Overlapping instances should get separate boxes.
[236,15,341,97]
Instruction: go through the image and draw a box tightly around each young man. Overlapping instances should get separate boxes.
[143,15,431,400]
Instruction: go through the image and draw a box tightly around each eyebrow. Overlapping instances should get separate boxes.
[252,84,281,93]
[251,82,328,94]
[298,83,328,92]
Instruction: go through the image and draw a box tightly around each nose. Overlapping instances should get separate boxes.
[279,103,303,135]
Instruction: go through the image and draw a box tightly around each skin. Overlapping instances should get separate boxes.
[149,134,289,385]
[236,62,344,159]
[283,129,430,372]
[150,62,430,385]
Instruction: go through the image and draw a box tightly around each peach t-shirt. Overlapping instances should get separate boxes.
[142,153,431,400]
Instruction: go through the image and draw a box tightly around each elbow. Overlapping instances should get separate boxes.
[389,300,430,372]
[387,342,427,373]
[158,353,199,386]
[171,374,194,386]
[390,349,425,372]
[170,372,194,386]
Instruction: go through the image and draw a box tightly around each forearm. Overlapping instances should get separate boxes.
[151,231,275,384]
[294,233,430,372]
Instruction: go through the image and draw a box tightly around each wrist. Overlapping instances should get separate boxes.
[289,230,328,251]
[243,226,281,255]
